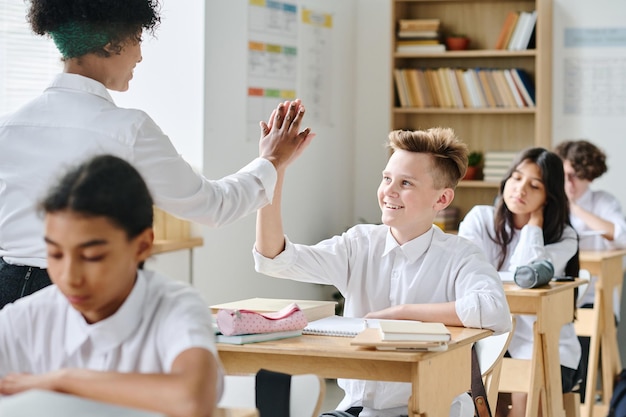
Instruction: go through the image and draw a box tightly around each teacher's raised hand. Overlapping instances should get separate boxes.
[259,100,315,172]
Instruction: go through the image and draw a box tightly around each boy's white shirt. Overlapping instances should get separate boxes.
[254,223,510,413]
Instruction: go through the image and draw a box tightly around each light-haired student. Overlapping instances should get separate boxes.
[0,0,312,308]
[555,139,626,402]
[0,155,222,417]
[458,147,582,417]
[254,128,511,417]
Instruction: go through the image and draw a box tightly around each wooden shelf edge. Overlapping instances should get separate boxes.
[152,237,204,255]
[458,180,501,189]
[393,107,536,114]
[394,49,536,59]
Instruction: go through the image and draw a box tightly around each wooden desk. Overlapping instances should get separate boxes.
[218,326,491,417]
[578,250,626,417]
[501,280,582,417]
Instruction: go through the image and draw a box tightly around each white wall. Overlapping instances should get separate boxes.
[111,0,205,169]
[552,0,626,209]
[198,0,358,305]
[353,1,392,225]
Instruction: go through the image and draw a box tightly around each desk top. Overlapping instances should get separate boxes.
[218,326,491,361]
[502,279,583,297]
[578,249,626,262]
[580,249,626,262]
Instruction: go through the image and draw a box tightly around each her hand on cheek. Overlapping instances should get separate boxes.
[528,205,544,228]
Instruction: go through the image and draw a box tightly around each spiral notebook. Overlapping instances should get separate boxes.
[303,315,369,337]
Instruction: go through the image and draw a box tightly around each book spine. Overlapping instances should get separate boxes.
[508,11,529,51]
[477,69,497,108]
[511,68,535,107]
[494,11,519,50]
[394,69,410,108]
[493,70,516,107]
[416,69,433,107]
[503,69,525,107]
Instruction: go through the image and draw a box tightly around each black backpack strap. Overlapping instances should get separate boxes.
[608,370,626,417]
[471,344,493,417]
[255,368,291,417]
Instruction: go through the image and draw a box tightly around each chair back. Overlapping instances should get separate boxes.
[474,316,515,412]
[218,371,325,417]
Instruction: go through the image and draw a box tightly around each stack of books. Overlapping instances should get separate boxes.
[396,19,444,53]
[483,151,519,182]
[351,320,451,351]
[494,10,537,50]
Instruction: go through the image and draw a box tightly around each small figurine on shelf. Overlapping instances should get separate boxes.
[463,151,483,180]
[445,34,470,51]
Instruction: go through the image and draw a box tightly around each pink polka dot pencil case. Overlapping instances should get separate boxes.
[216,302,308,336]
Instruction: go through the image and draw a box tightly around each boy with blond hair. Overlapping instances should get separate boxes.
[254,128,511,417]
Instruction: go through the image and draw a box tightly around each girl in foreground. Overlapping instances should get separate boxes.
[0,155,221,417]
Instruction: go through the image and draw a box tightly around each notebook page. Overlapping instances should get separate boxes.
[303,316,369,337]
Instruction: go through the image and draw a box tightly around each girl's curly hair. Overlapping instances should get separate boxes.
[27,0,161,57]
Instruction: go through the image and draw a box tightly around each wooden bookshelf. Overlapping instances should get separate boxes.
[391,0,552,219]
[152,207,203,255]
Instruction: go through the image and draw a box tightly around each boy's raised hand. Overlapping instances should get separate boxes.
[259,100,315,172]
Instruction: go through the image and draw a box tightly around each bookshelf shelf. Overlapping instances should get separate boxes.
[391,0,552,219]
[394,107,536,115]
[458,180,501,189]
[394,49,537,59]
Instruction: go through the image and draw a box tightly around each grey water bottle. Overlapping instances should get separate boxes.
[513,260,554,288]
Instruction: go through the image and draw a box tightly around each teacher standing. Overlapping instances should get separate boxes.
[0,0,314,308]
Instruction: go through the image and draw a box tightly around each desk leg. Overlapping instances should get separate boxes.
[601,290,621,406]
[581,297,602,417]
[541,325,566,417]
[522,324,545,417]
[600,258,623,407]
[409,345,471,417]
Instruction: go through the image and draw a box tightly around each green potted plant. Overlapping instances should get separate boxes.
[463,151,483,180]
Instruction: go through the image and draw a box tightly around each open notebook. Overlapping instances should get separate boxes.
[303,316,370,337]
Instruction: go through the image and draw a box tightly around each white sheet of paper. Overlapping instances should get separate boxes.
[498,271,515,282]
